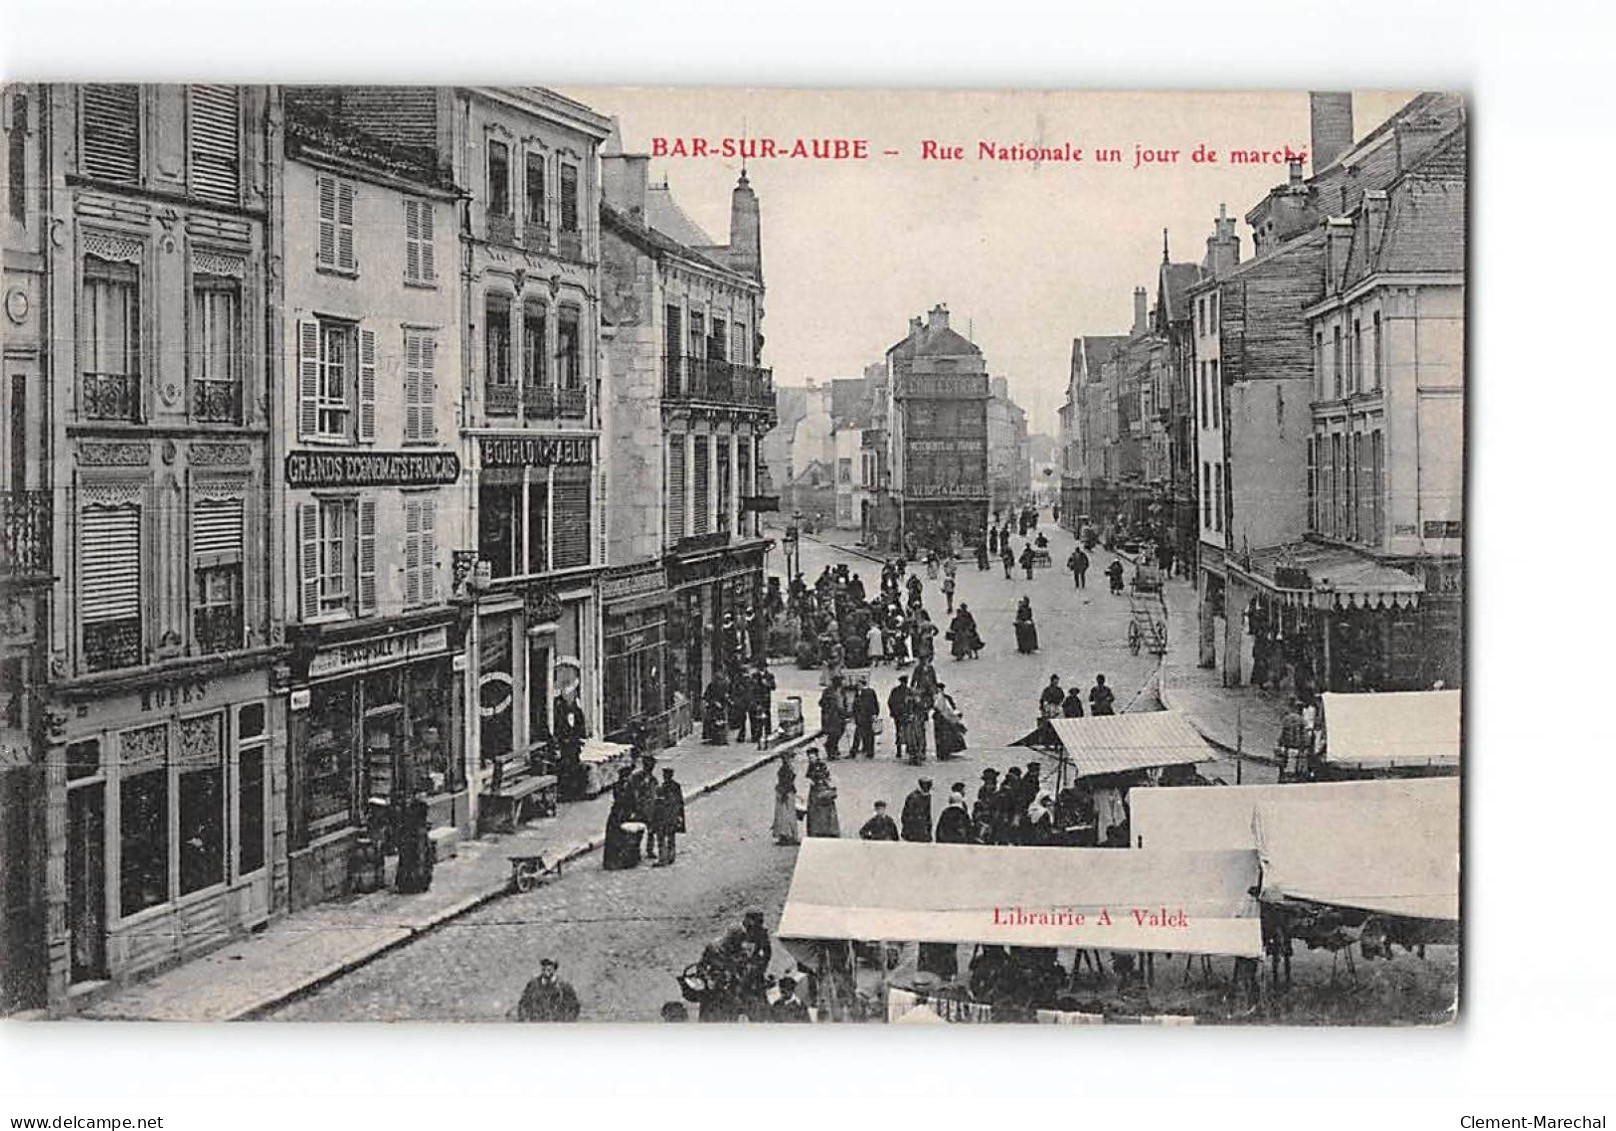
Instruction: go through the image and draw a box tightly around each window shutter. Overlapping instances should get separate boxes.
[298,503,320,621]
[188,84,241,204]
[357,327,377,442]
[667,438,686,542]
[336,181,357,272]
[81,504,141,621]
[419,333,436,439]
[404,200,421,283]
[418,201,435,281]
[553,470,592,569]
[403,331,422,442]
[421,495,437,602]
[403,497,421,607]
[357,497,377,613]
[316,175,336,269]
[192,497,244,564]
[297,319,319,439]
[81,84,141,182]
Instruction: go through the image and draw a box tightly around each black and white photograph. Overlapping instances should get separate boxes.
[0,83,1465,1028]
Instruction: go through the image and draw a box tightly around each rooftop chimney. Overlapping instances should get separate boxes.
[599,117,649,219]
[1288,159,1305,187]
[1325,216,1353,289]
[728,169,762,282]
[1309,92,1354,174]
[909,315,923,337]
[927,304,950,332]
[1132,287,1148,335]
[1202,202,1240,277]
[1362,189,1388,250]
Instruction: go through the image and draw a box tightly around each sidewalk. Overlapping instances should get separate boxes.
[81,725,819,1022]
[1153,565,1285,764]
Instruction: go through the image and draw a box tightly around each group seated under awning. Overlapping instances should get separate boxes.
[776,839,1265,960]
[1130,777,1459,924]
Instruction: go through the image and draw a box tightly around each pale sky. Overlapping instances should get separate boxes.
[563,89,1414,434]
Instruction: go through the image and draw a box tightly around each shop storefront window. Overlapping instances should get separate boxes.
[119,724,169,918]
[478,476,521,579]
[479,616,515,763]
[527,637,551,754]
[237,703,266,877]
[361,671,404,801]
[406,660,460,794]
[177,712,225,896]
[305,683,356,834]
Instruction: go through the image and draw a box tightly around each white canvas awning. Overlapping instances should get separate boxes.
[1322,690,1461,767]
[1042,711,1218,778]
[1130,778,1459,923]
[777,839,1263,957]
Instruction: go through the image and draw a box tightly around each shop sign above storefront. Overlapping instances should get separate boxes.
[479,435,593,468]
[286,450,461,488]
[307,626,451,680]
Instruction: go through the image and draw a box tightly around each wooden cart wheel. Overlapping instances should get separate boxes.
[516,866,540,893]
[1128,621,1142,654]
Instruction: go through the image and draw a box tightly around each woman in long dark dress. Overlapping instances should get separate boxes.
[394,797,434,893]
[1014,596,1039,654]
[932,685,968,759]
[805,760,840,838]
[948,607,974,662]
[602,768,643,870]
[773,754,802,845]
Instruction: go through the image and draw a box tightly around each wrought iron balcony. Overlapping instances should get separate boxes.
[556,230,584,261]
[193,605,244,655]
[83,371,142,422]
[193,378,242,424]
[486,213,517,248]
[662,357,775,411]
[1,490,52,580]
[522,225,551,253]
[557,387,587,419]
[485,383,518,417]
[83,616,143,673]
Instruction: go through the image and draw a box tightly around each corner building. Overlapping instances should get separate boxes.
[19,85,278,1012]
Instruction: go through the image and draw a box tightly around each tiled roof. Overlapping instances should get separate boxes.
[1158,262,1203,323]
[645,183,717,247]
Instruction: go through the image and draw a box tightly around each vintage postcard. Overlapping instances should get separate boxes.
[0,86,1463,1025]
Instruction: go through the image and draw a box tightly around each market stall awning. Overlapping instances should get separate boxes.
[1042,712,1217,778]
[1132,778,1460,854]
[1254,779,1459,922]
[1321,690,1461,766]
[777,839,1263,957]
[1233,541,1424,610]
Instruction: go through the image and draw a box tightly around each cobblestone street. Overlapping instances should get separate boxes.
[272,517,1277,1022]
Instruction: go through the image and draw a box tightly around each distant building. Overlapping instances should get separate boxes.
[986,376,1031,517]
[882,305,991,553]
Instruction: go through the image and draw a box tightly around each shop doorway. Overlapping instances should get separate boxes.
[66,784,106,983]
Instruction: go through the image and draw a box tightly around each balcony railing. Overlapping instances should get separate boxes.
[486,383,518,417]
[486,213,517,248]
[556,229,584,261]
[193,605,244,655]
[83,616,143,673]
[522,224,551,254]
[662,357,775,410]
[557,387,587,419]
[516,385,589,421]
[83,371,142,422]
[193,378,242,424]
[1,490,53,579]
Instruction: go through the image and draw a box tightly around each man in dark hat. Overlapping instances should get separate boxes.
[738,910,773,1019]
[901,778,934,843]
[1062,682,1086,718]
[858,800,900,841]
[887,675,911,761]
[770,976,811,1022]
[515,957,581,1022]
[851,677,880,758]
[973,769,1000,840]
[651,766,686,866]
